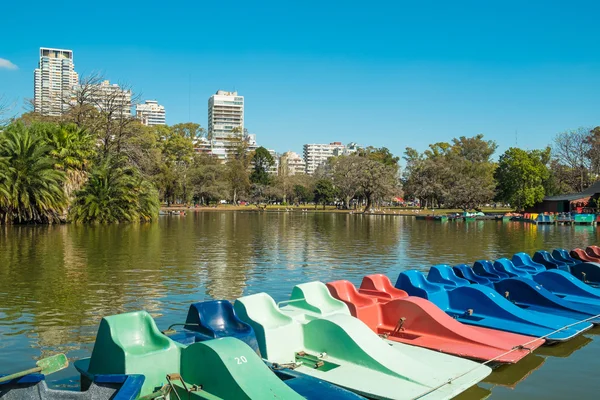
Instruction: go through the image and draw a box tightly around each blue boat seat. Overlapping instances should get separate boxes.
[533,251,571,272]
[511,253,546,273]
[552,249,581,266]
[394,270,450,309]
[452,265,494,288]
[184,300,260,354]
[427,265,470,289]
[473,260,508,282]
[493,258,530,278]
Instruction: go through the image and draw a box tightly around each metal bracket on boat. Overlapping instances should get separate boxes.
[512,344,533,353]
[272,362,300,370]
[582,271,587,283]
[466,309,474,316]
[504,291,510,299]
[166,373,201,400]
[391,317,406,337]
[161,323,200,335]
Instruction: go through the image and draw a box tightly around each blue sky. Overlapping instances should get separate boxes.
[1,0,599,159]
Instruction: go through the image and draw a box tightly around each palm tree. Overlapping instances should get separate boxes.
[0,123,66,224]
[39,123,95,198]
[69,156,159,223]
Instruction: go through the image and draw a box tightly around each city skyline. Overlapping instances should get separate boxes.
[1,1,600,161]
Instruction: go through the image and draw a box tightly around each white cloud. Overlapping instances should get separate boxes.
[0,58,18,70]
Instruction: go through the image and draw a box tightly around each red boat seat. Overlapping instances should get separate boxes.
[571,248,597,262]
[586,246,600,259]
[358,274,408,302]
[326,280,382,328]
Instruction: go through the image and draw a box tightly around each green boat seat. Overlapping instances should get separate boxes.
[87,311,183,396]
[234,294,304,363]
[288,282,350,317]
[181,338,303,399]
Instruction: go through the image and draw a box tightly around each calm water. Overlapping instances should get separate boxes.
[1,212,600,398]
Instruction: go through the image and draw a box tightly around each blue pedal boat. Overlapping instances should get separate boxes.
[0,373,144,400]
[532,251,572,272]
[396,270,591,342]
[511,253,546,274]
[552,249,582,266]
[513,251,600,289]
[462,261,600,323]
[167,300,364,400]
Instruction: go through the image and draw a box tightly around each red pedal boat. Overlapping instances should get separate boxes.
[326,274,544,364]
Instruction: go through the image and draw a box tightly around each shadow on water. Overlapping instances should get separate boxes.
[535,334,593,358]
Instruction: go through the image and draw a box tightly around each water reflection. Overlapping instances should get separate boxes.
[1,214,599,399]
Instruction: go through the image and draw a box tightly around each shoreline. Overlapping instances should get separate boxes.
[160,205,512,217]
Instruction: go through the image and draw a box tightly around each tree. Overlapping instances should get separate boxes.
[171,122,205,141]
[250,146,274,185]
[227,159,250,205]
[39,123,95,200]
[356,158,399,212]
[443,135,497,210]
[553,128,593,192]
[495,147,550,211]
[69,156,159,223]
[330,155,361,209]
[0,123,66,224]
[313,179,336,209]
[188,156,228,205]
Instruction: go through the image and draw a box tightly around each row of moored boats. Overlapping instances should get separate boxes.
[3,245,600,400]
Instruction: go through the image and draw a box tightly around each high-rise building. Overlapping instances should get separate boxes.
[267,149,279,175]
[135,100,166,126]
[34,47,78,116]
[74,80,131,118]
[280,151,306,175]
[208,90,244,138]
[303,142,346,174]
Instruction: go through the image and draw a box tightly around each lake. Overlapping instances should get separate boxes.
[1,212,599,398]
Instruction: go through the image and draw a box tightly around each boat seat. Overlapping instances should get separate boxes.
[473,260,508,281]
[87,311,183,396]
[427,265,470,288]
[552,249,581,265]
[358,274,408,301]
[183,300,259,354]
[586,246,600,258]
[234,293,304,363]
[571,248,599,262]
[452,265,494,287]
[180,337,301,399]
[533,251,570,271]
[511,253,546,273]
[493,258,530,278]
[327,280,382,328]
[289,281,350,317]
[394,271,450,309]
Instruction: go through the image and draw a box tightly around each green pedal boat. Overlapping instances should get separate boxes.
[74,310,305,399]
[233,282,492,400]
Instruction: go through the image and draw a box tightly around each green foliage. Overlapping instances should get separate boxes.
[250,146,274,185]
[0,123,67,224]
[495,147,550,211]
[313,179,336,209]
[69,157,159,223]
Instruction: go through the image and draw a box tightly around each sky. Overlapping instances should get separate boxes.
[1,0,600,160]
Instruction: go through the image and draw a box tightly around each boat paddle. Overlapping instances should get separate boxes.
[0,353,68,383]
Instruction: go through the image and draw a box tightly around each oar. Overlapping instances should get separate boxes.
[0,353,68,383]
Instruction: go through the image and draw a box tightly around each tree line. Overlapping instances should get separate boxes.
[402,127,600,211]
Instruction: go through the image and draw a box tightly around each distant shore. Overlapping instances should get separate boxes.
[160,205,512,217]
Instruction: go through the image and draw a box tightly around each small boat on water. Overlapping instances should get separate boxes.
[233,283,491,400]
[395,270,592,341]
[74,311,311,400]
[0,373,144,400]
[326,275,543,364]
[165,300,363,400]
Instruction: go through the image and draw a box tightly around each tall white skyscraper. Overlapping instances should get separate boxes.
[34,47,79,116]
[208,90,244,138]
[135,100,166,126]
